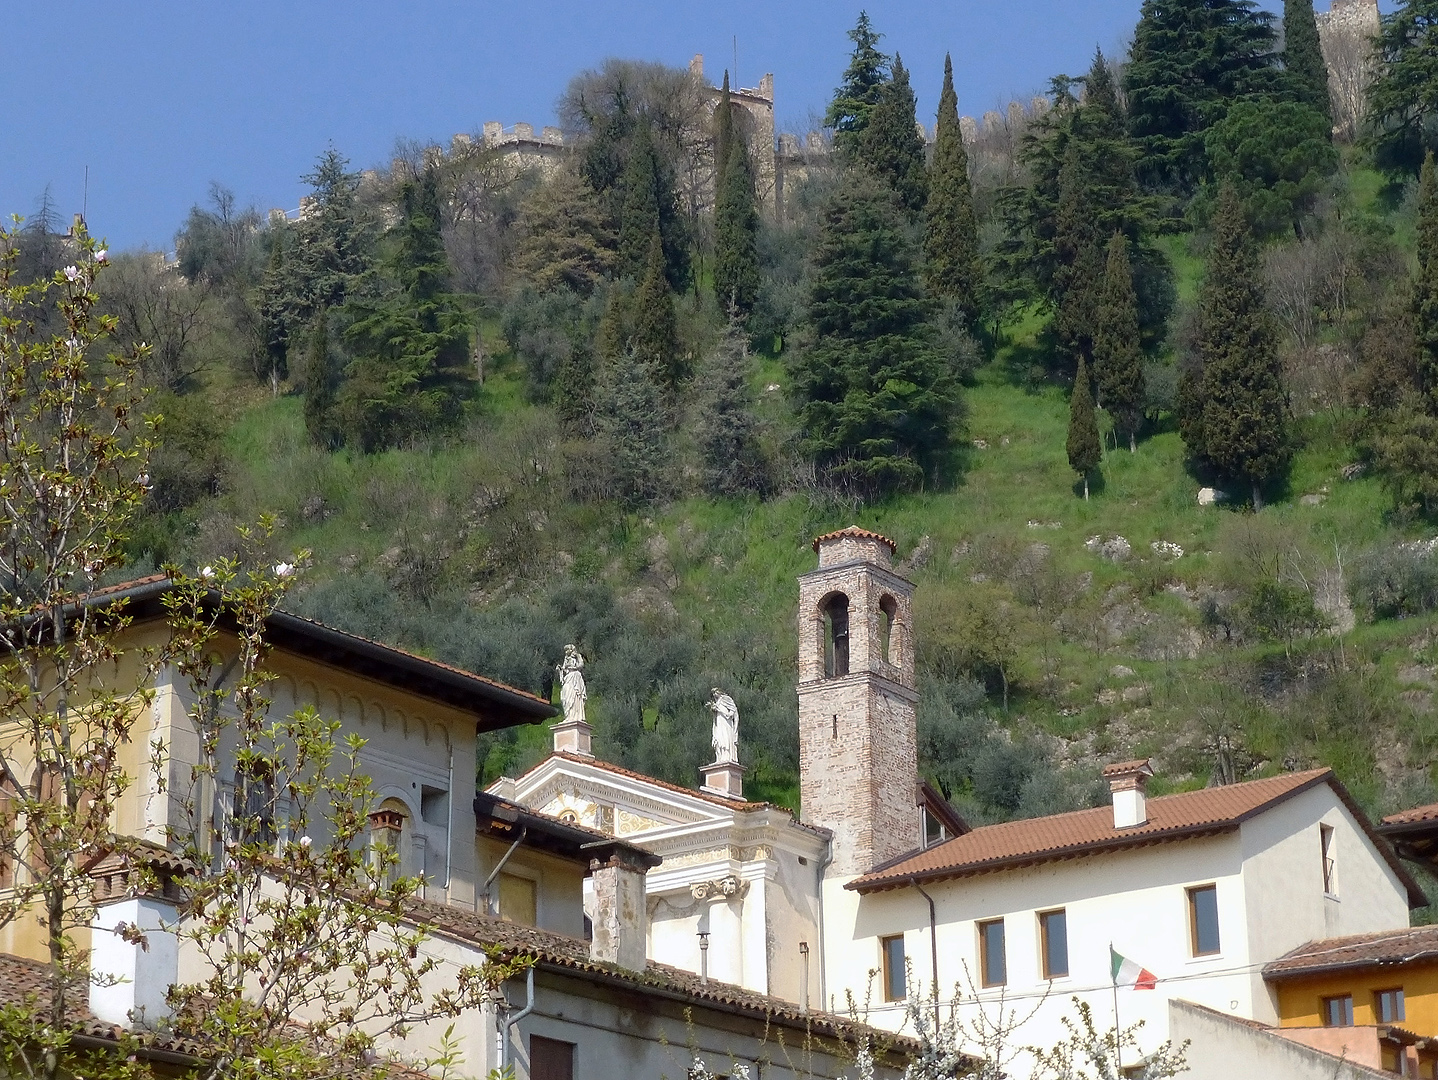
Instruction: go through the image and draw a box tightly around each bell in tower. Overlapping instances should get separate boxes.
[796,527,918,877]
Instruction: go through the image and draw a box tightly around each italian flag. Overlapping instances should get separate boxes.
[1111,948,1158,990]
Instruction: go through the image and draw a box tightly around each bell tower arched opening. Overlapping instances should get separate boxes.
[822,593,850,677]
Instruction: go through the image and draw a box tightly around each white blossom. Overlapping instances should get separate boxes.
[200,566,216,580]
[95,249,108,264]
[299,835,312,849]
[274,562,295,579]
[63,265,79,281]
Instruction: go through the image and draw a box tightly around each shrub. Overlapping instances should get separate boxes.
[1351,542,1438,620]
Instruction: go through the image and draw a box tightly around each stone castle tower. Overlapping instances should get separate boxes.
[797,527,918,877]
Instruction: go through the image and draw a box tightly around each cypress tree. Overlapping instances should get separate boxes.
[631,231,683,388]
[1283,0,1333,129]
[1066,356,1101,499]
[1415,152,1438,411]
[924,54,982,324]
[826,12,889,152]
[618,122,662,280]
[1196,185,1289,508]
[302,307,339,449]
[857,55,928,214]
[258,229,291,388]
[595,347,669,506]
[714,71,735,186]
[694,314,767,496]
[713,80,761,316]
[793,173,961,498]
[1052,140,1104,370]
[1094,232,1145,451]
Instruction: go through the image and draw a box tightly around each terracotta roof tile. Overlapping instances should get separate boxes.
[849,770,1422,902]
[1382,802,1438,828]
[811,526,897,553]
[1264,926,1438,980]
[412,898,916,1054]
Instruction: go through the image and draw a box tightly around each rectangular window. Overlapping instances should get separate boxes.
[499,872,537,926]
[922,807,948,849]
[1040,909,1069,979]
[1187,885,1220,956]
[530,1035,575,1080]
[979,919,1007,987]
[1322,994,1355,1027]
[1377,988,1406,1023]
[1321,824,1337,895]
[881,934,906,1002]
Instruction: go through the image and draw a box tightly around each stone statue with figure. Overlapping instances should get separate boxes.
[557,645,587,726]
[708,687,739,764]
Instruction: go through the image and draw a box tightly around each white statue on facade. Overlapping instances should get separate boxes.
[557,645,587,725]
[708,687,739,764]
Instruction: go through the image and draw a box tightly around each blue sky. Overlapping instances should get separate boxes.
[5,1,1301,252]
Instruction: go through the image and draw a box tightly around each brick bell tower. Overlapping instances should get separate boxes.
[798,527,918,877]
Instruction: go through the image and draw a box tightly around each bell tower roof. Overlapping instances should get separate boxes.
[811,526,897,553]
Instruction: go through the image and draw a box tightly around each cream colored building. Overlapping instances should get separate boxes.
[0,575,915,1080]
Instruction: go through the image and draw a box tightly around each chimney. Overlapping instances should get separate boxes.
[552,717,593,758]
[585,841,660,971]
[1103,759,1155,830]
[88,851,181,1029]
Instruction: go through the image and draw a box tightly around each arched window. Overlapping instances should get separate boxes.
[823,593,850,678]
[879,595,898,664]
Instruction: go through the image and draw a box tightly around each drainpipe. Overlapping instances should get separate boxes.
[444,741,454,893]
[480,826,527,915]
[911,877,941,1030]
[500,966,535,1071]
[799,941,810,1013]
[814,845,833,1011]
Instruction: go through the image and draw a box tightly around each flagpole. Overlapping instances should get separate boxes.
[1110,942,1123,1075]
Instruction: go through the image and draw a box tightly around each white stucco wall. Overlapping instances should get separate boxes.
[830,834,1252,1063]
[1238,782,1414,1023]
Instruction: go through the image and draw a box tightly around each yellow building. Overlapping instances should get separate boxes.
[1265,926,1438,1075]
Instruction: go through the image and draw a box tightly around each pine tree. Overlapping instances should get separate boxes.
[631,232,683,388]
[340,167,471,451]
[618,121,663,280]
[793,173,961,498]
[1094,232,1145,451]
[713,76,761,316]
[1125,0,1285,190]
[1196,185,1289,508]
[302,307,340,449]
[857,55,928,214]
[826,12,889,152]
[694,315,767,496]
[553,340,597,436]
[1066,355,1102,499]
[1283,0,1333,127]
[1416,151,1438,411]
[924,54,982,325]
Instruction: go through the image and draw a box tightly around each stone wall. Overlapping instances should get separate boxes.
[691,55,777,216]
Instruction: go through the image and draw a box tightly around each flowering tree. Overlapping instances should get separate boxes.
[0,221,155,1080]
[0,220,526,1080]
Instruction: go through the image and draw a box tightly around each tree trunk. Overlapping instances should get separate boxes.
[1252,480,1263,511]
[1129,430,1136,453]
[1083,474,1090,500]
